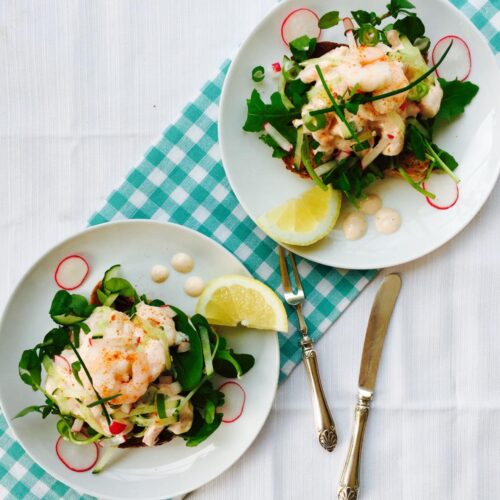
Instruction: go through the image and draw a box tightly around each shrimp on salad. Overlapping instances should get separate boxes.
[16,263,255,473]
[243,4,479,208]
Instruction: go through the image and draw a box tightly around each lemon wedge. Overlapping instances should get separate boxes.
[256,185,341,246]
[195,275,288,332]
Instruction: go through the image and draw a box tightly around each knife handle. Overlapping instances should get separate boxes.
[338,390,372,500]
[301,337,337,452]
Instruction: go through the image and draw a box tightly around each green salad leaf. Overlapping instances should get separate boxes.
[318,11,340,29]
[434,78,480,124]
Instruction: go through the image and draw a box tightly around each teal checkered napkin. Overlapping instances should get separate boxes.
[89,59,376,379]
[1,0,498,497]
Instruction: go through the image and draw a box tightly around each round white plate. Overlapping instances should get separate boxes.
[0,220,279,499]
[219,0,500,269]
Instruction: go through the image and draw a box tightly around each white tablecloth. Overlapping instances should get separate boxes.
[1,1,499,499]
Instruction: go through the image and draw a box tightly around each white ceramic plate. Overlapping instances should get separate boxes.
[0,220,279,499]
[219,0,500,269]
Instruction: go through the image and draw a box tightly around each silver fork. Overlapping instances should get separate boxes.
[278,246,337,452]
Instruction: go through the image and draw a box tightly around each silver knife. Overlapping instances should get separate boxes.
[338,274,401,500]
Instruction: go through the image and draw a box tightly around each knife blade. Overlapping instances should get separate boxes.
[338,274,401,500]
[358,273,401,393]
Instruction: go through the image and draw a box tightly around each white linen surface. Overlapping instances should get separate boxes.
[1,1,499,499]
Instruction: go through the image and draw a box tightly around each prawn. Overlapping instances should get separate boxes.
[371,63,409,114]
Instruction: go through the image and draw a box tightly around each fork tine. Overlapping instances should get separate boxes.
[288,252,303,293]
[278,246,292,294]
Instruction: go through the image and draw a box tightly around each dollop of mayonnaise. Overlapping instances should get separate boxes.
[150,265,169,283]
[184,276,205,297]
[359,194,382,216]
[374,208,401,234]
[171,253,194,274]
[342,212,368,240]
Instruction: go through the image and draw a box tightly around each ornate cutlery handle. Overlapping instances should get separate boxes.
[301,337,337,452]
[338,390,372,500]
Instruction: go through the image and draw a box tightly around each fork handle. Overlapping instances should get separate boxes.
[301,337,337,452]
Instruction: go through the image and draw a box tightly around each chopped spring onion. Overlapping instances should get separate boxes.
[304,113,327,131]
[294,126,304,169]
[251,65,265,83]
[357,25,379,46]
[156,393,167,419]
[282,56,301,81]
[301,135,327,190]
[200,326,214,377]
[408,81,429,101]
[414,36,430,52]
[352,140,371,152]
[263,122,293,152]
[398,168,436,199]
[87,393,121,408]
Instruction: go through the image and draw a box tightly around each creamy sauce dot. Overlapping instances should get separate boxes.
[184,276,205,297]
[150,265,169,283]
[343,212,368,240]
[375,208,401,234]
[171,253,194,274]
[359,194,382,215]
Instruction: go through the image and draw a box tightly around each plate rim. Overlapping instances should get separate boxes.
[219,0,500,270]
[0,219,280,499]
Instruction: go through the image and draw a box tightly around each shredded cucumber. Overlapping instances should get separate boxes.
[199,326,214,377]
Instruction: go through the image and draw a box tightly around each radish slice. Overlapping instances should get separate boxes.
[54,255,90,290]
[423,174,459,210]
[263,122,293,152]
[281,8,321,46]
[343,17,356,50]
[55,437,99,473]
[54,355,71,374]
[432,35,471,81]
[218,381,246,423]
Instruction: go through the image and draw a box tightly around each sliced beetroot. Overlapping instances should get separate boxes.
[218,381,246,423]
[54,255,90,290]
[432,35,471,81]
[55,437,99,473]
[281,8,321,46]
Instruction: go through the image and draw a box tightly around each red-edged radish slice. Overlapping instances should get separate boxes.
[218,381,246,423]
[343,17,356,50]
[432,35,471,81]
[55,437,99,473]
[423,174,459,210]
[54,255,90,290]
[263,122,293,152]
[272,62,282,73]
[54,354,71,374]
[281,8,321,46]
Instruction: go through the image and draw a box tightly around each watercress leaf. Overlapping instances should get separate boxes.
[432,144,459,171]
[40,327,70,357]
[49,290,72,316]
[19,349,41,389]
[393,15,425,43]
[184,412,223,447]
[318,11,340,29]
[69,294,89,317]
[71,361,83,386]
[104,277,136,298]
[148,299,165,307]
[387,0,415,15]
[14,405,43,419]
[79,322,90,334]
[204,399,216,424]
[243,90,300,132]
[289,35,317,63]
[170,307,203,391]
[434,78,479,125]
[213,350,242,378]
[232,353,255,375]
[407,126,427,160]
[259,134,289,158]
[351,10,371,25]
